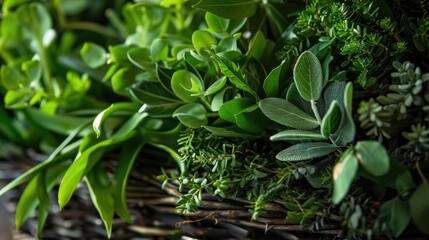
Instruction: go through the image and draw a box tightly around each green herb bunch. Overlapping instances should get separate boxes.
[0,0,428,239]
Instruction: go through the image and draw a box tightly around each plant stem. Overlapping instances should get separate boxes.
[311,100,343,154]
[310,100,322,123]
[62,22,120,39]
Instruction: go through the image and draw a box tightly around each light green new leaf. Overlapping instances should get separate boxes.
[332,148,358,204]
[293,51,323,101]
[205,76,227,96]
[276,142,337,161]
[355,141,389,176]
[270,130,326,141]
[93,102,139,138]
[59,112,148,208]
[85,165,114,238]
[321,100,341,138]
[379,197,410,237]
[173,103,208,128]
[150,39,169,61]
[259,98,319,130]
[192,30,217,56]
[410,181,429,235]
[263,61,284,97]
[80,42,106,68]
[171,70,202,103]
[111,68,136,96]
[194,0,259,19]
[205,12,229,33]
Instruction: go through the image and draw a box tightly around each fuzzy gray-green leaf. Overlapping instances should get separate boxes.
[276,142,337,161]
[259,97,319,130]
[293,51,323,101]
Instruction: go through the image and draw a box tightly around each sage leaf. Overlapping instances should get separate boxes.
[410,181,429,235]
[320,100,341,138]
[194,0,259,19]
[355,141,389,176]
[270,130,326,141]
[173,103,208,129]
[259,97,319,130]
[332,148,358,204]
[379,197,410,237]
[293,51,323,101]
[276,142,337,161]
[80,42,106,68]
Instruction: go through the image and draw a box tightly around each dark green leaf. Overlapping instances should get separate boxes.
[173,103,208,128]
[410,181,429,235]
[219,98,253,123]
[276,142,337,161]
[259,97,319,130]
[211,54,258,98]
[203,125,256,138]
[320,100,341,138]
[293,51,323,101]
[270,130,326,141]
[332,148,358,204]
[263,61,284,97]
[80,42,106,69]
[355,141,389,176]
[194,0,259,19]
[379,197,410,237]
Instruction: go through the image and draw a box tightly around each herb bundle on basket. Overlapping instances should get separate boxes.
[0,0,428,239]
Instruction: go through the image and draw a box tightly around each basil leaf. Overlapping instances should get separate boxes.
[320,100,341,138]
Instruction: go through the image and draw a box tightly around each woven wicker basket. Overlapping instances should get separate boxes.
[0,156,426,240]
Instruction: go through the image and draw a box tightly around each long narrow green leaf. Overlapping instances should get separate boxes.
[276,142,337,161]
[113,141,145,222]
[36,172,50,238]
[59,112,148,208]
[0,120,90,196]
[270,130,326,141]
[320,100,341,138]
[194,0,259,19]
[85,165,114,238]
[211,54,258,99]
[259,97,319,130]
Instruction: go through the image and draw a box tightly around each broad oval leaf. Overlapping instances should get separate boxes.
[80,42,106,69]
[173,103,208,129]
[194,0,259,19]
[410,182,429,236]
[270,130,326,141]
[293,51,323,101]
[192,30,217,56]
[355,141,389,176]
[171,70,202,103]
[219,98,253,123]
[276,142,337,161]
[332,148,358,204]
[379,197,410,237]
[320,100,342,137]
[259,97,319,130]
[205,12,229,32]
[111,68,136,96]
